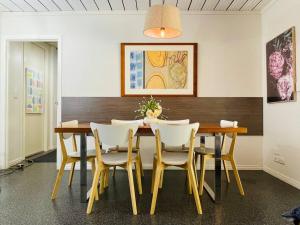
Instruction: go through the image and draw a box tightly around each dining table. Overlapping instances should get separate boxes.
[54,123,247,203]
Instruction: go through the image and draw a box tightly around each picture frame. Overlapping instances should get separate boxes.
[266,27,297,103]
[25,68,44,114]
[121,43,198,97]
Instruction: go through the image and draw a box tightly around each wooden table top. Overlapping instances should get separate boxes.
[55,123,247,134]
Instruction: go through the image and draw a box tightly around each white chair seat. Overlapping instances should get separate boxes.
[102,153,137,166]
[194,147,223,156]
[68,149,96,158]
[108,146,139,153]
[155,151,188,165]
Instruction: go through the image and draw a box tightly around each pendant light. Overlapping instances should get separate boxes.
[144,4,182,39]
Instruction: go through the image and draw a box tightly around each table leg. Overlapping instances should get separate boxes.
[200,136,205,146]
[80,133,87,203]
[214,134,222,203]
[202,134,222,203]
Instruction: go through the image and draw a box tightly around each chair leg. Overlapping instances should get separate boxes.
[223,160,230,183]
[135,157,143,195]
[51,160,67,200]
[159,170,164,189]
[151,157,157,193]
[194,154,198,186]
[105,168,109,188]
[150,164,162,215]
[198,155,206,196]
[90,159,99,201]
[188,165,202,215]
[100,171,105,194]
[68,162,76,187]
[230,159,245,196]
[138,151,144,177]
[113,166,116,177]
[91,159,95,175]
[187,170,192,194]
[127,164,138,215]
[86,167,102,214]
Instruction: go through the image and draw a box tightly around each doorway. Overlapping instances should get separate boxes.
[6,41,59,166]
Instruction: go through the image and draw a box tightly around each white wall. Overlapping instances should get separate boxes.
[262,0,300,188]
[0,12,263,169]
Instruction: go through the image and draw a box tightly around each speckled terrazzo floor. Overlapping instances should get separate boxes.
[0,163,299,225]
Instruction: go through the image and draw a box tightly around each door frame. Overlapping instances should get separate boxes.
[0,35,62,169]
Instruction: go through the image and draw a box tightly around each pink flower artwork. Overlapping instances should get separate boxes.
[277,73,294,101]
[268,51,285,79]
[266,27,296,103]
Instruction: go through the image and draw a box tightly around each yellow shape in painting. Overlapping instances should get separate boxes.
[146,74,166,89]
[147,51,166,67]
[168,62,187,88]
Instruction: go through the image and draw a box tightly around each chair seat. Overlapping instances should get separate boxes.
[102,152,137,166]
[68,149,96,158]
[194,147,225,156]
[155,151,188,165]
[163,146,189,152]
[109,147,139,153]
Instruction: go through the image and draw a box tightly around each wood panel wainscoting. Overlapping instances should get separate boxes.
[61,97,263,135]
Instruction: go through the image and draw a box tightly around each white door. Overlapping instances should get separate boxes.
[24,42,46,156]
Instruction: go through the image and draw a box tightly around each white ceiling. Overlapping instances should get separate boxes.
[0,0,274,12]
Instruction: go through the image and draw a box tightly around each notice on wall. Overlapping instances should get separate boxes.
[25,68,44,114]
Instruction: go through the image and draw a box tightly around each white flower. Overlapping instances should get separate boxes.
[153,109,161,118]
[146,109,154,119]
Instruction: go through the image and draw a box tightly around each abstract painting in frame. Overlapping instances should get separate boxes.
[121,43,197,96]
[266,27,296,103]
[25,68,44,113]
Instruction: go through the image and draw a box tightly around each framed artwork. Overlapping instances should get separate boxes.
[266,27,296,103]
[25,68,44,113]
[121,43,197,96]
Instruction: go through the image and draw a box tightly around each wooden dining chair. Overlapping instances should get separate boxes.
[149,119,190,189]
[150,123,202,215]
[195,132,245,196]
[51,120,97,200]
[87,123,142,215]
[111,119,144,178]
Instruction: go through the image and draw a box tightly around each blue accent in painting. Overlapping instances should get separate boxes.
[130,83,136,89]
[129,51,144,89]
[130,74,136,81]
[130,63,135,71]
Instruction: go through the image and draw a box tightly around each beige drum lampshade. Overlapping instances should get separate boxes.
[144,4,182,39]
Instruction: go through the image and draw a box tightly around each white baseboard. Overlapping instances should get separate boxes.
[141,163,262,170]
[8,157,24,167]
[263,166,300,190]
[59,163,262,171]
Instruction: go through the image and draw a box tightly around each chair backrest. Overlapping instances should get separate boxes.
[151,123,199,147]
[151,123,199,164]
[111,119,144,126]
[61,120,78,139]
[111,119,143,148]
[58,120,79,159]
[90,123,139,162]
[156,119,190,125]
[220,120,238,156]
[91,123,138,146]
[222,132,237,156]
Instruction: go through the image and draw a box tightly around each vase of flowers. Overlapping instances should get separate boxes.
[135,96,167,124]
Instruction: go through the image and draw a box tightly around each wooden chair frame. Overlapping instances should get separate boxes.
[51,133,96,200]
[197,132,245,196]
[112,135,144,177]
[87,129,142,215]
[150,129,202,215]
